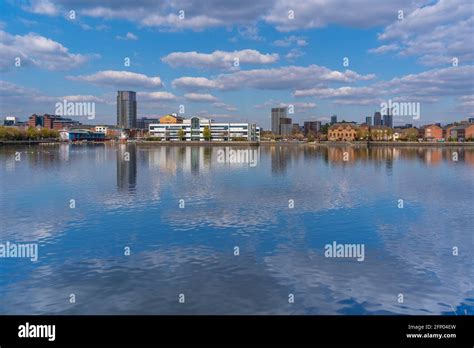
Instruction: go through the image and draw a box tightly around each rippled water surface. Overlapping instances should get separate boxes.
[0,144,473,314]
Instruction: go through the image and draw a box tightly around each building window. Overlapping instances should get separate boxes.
[191,117,200,130]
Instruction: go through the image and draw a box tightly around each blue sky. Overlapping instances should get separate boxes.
[0,0,472,128]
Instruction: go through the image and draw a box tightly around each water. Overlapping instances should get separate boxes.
[0,144,473,315]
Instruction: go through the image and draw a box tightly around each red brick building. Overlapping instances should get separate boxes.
[448,124,474,140]
[27,114,81,130]
[424,125,443,141]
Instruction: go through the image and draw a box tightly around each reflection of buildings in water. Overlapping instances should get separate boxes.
[444,147,470,165]
[327,147,356,164]
[117,144,137,192]
[59,144,69,162]
[267,145,472,169]
[94,145,108,164]
[269,145,290,174]
[214,146,260,168]
[424,148,443,165]
[147,146,177,174]
[465,149,474,165]
[146,146,213,175]
[190,147,200,174]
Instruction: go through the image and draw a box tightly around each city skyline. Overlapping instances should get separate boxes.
[0,0,473,129]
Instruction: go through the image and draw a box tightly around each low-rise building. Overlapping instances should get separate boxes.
[137,117,161,129]
[328,123,358,141]
[424,124,443,141]
[149,117,260,141]
[370,126,392,141]
[3,116,17,126]
[94,125,108,134]
[448,124,474,141]
[392,128,404,141]
[59,129,106,142]
[27,114,81,130]
[159,114,184,124]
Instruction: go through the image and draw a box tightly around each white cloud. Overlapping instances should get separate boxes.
[285,48,305,61]
[0,30,97,71]
[162,49,278,70]
[39,95,107,103]
[0,81,105,103]
[235,26,264,41]
[368,44,399,54]
[0,80,37,97]
[254,99,317,111]
[172,77,222,90]
[379,65,474,99]
[197,113,239,120]
[293,65,474,106]
[264,0,419,31]
[459,95,474,108]
[140,14,223,30]
[294,86,381,105]
[21,0,419,32]
[116,32,138,40]
[139,91,177,101]
[67,70,163,88]
[213,102,237,112]
[23,0,59,16]
[172,65,376,91]
[0,80,112,113]
[458,95,474,116]
[273,35,308,47]
[184,93,218,102]
[375,0,474,66]
[294,86,377,98]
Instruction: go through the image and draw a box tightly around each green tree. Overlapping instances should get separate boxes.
[320,124,330,135]
[177,128,185,141]
[26,127,38,140]
[403,128,419,141]
[307,132,315,142]
[203,126,211,141]
[39,128,50,139]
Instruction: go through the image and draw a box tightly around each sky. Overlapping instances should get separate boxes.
[0,0,473,129]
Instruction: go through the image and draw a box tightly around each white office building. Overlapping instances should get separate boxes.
[149,117,260,141]
[94,125,108,134]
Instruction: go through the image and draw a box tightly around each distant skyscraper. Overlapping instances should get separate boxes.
[271,107,286,134]
[279,117,292,136]
[271,107,292,135]
[304,121,321,135]
[117,91,137,129]
[365,116,372,126]
[374,112,382,126]
[292,123,300,133]
[331,115,337,124]
[469,117,474,124]
[383,114,393,128]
